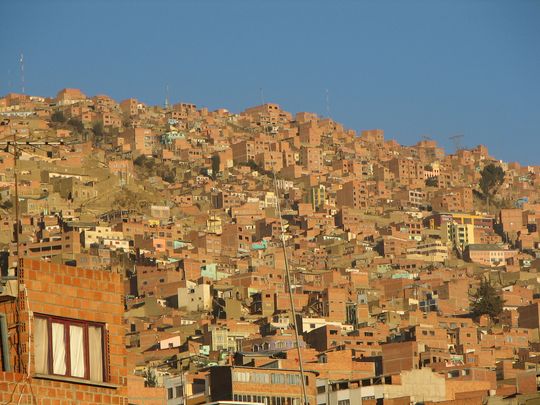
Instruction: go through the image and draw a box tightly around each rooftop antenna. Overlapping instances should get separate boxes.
[19,53,25,94]
[449,134,464,153]
[165,84,170,110]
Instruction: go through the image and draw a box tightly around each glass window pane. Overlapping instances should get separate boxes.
[52,322,66,375]
[34,317,49,374]
[88,326,104,382]
[69,325,85,378]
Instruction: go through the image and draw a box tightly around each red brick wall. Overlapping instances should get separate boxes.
[382,341,418,375]
[0,371,127,404]
[516,370,538,394]
[0,258,128,404]
[518,302,540,329]
[127,374,166,405]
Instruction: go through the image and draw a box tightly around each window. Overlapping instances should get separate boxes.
[34,315,106,382]
[168,388,174,399]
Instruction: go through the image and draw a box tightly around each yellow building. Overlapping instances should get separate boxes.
[447,222,475,251]
[309,184,326,210]
[207,215,223,234]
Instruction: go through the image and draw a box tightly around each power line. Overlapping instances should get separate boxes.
[258,104,308,403]
[449,134,464,153]
[271,170,309,405]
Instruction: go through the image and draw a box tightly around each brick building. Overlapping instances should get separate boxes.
[0,258,127,403]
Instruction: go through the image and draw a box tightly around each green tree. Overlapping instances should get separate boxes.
[425,176,438,187]
[0,198,13,209]
[143,368,157,387]
[470,279,504,321]
[133,155,147,167]
[479,163,505,211]
[51,111,66,123]
[92,122,105,144]
[211,154,221,179]
[67,118,84,134]
[133,155,158,179]
[162,169,176,183]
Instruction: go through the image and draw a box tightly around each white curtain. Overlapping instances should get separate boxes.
[51,323,66,375]
[69,325,85,378]
[88,326,103,382]
[34,318,49,374]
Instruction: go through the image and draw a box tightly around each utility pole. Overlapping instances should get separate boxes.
[272,171,309,405]
[0,137,65,273]
[12,131,21,265]
[0,133,63,373]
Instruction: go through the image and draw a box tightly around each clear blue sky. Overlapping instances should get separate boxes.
[1,0,539,165]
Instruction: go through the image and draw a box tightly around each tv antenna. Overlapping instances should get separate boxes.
[165,84,170,110]
[449,134,464,153]
[19,53,25,94]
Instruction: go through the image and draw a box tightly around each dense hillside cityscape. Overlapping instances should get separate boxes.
[0,88,539,404]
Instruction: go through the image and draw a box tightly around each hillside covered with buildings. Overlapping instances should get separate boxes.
[0,88,539,404]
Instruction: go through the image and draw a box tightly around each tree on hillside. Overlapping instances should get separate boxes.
[479,163,505,211]
[67,118,84,134]
[92,122,105,145]
[133,155,156,175]
[211,154,221,179]
[425,176,438,187]
[161,169,176,184]
[133,155,147,167]
[0,196,13,210]
[51,111,66,123]
[470,279,504,321]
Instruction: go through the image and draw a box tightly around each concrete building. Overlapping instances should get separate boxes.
[464,244,518,267]
[209,365,317,405]
[178,282,212,312]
